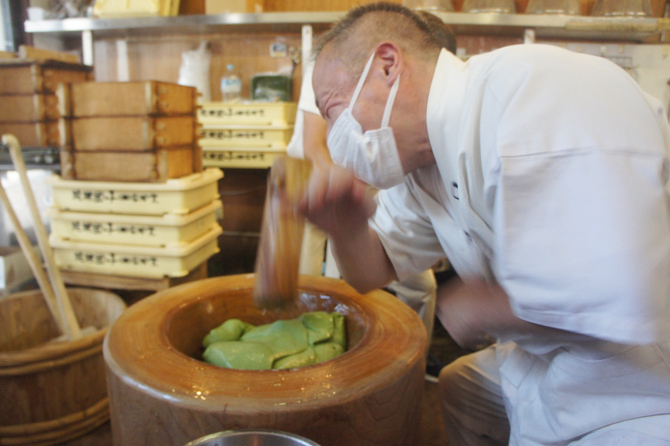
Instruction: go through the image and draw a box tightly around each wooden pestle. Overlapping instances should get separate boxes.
[253,156,312,309]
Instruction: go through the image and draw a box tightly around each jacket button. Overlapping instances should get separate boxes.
[451,182,459,200]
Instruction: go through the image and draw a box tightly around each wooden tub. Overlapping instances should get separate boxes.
[0,287,127,446]
[104,274,428,446]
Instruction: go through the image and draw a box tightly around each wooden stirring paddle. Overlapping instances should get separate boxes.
[3,134,82,340]
[0,179,65,334]
[253,156,312,309]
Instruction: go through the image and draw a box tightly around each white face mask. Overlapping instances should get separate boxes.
[326,52,405,190]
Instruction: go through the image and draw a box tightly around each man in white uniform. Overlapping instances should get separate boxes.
[287,10,456,342]
[286,61,438,338]
[301,2,670,445]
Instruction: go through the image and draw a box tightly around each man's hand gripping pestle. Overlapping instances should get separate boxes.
[253,156,312,309]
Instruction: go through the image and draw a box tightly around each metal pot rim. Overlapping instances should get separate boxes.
[184,428,321,446]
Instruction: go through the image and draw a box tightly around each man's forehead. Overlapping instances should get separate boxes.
[314,55,355,88]
[312,55,352,108]
[313,53,339,86]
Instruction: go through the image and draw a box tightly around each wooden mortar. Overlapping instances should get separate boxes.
[104,274,428,446]
[0,287,127,446]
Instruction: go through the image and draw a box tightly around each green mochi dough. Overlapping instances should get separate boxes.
[314,342,344,362]
[300,311,334,345]
[240,319,309,357]
[330,312,346,349]
[274,346,317,369]
[202,319,254,347]
[202,312,346,370]
[203,341,275,370]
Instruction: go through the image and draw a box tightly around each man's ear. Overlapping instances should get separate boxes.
[374,42,402,87]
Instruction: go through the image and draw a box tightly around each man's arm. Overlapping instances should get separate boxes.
[299,112,397,293]
[436,278,590,349]
[300,154,397,293]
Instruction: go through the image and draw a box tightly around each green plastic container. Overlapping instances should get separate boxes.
[251,73,292,102]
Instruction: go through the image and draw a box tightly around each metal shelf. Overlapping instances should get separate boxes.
[0,164,60,171]
[24,12,670,42]
[24,12,343,37]
[433,12,669,41]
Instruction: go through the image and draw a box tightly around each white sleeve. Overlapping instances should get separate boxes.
[286,61,320,160]
[296,62,320,116]
[370,181,445,281]
[493,149,670,344]
[285,109,305,159]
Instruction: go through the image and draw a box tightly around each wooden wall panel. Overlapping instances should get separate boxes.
[263,0,402,11]
[261,0,665,15]
[89,1,670,92]
[93,33,302,102]
[455,35,523,54]
[218,169,268,233]
[209,233,260,275]
[207,169,268,277]
[179,0,206,14]
[651,0,667,17]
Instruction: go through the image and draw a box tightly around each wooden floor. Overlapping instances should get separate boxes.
[420,380,450,446]
[61,380,448,446]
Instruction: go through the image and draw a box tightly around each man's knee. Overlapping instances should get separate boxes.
[438,354,472,406]
[437,351,510,446]
[437,347,503,413]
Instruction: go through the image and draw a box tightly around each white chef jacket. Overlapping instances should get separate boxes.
[371,45,670,347]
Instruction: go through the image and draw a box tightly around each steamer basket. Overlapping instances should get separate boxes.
[0,287,126,446]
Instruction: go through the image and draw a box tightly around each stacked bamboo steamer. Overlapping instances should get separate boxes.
[47,81,223,280]
[0,53,92,161]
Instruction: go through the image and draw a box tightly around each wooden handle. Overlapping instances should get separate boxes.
[3,134,82,340]
[253,156,312,309]
[0,180,65,334]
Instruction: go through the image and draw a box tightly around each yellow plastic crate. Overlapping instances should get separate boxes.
[50,225,222,279]
[47,168,223,216]
[48,200,222,247]
[198,102,297,126]
[202,147,285,169]
[199,125,294,149]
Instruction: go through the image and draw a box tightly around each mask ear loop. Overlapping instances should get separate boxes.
[381,74,400,128]
[349,52,376,109]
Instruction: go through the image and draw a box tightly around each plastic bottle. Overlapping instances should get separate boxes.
[220,64,242,102]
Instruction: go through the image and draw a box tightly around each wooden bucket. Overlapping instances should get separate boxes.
[0,287,127,446]
[104,274,428,446]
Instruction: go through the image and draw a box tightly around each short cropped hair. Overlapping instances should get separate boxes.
[314,2,443,77]
[416,10,457,54]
